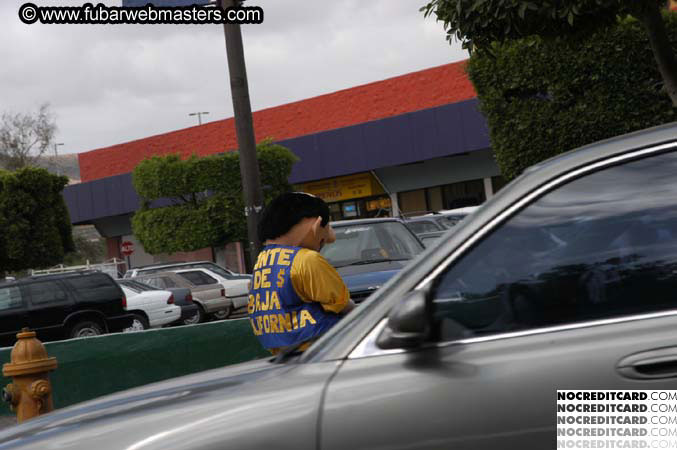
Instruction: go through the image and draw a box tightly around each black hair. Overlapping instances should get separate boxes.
[258,192,330,242]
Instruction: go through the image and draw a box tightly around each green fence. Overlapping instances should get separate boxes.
[0,319,268,416]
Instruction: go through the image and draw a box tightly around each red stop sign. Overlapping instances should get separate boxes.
[121,241,135,257]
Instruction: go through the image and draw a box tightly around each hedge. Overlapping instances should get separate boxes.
[131,141,298,254]
[467,14,677,181]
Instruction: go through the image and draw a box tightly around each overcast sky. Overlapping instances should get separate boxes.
[1,0,467,155]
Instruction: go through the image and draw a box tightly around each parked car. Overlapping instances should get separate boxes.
[402,216,446,235]
[118,279,198,326]
[0,271,132,346]
[116,281,181,331]
[403,206,478,237]
[436,205,478,227]
[133,271,234,324]
[3,124,677,449]
[172,268,250,319]
[320,218,425,302]
[124,261,250,281]
[417,230,445,247]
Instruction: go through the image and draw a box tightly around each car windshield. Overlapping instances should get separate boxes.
[321,221,424,268]
[436,214,467,229]
[406,220,442,234]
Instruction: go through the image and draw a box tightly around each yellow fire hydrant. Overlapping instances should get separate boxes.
[2,328,58,423]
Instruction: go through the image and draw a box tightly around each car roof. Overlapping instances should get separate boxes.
[133,271,179,278]
[330,217,404,227]
[417,230,446,238]
[18,270,104,283]
[403,216,439,222]
[436,206,479,215]
[173,267,210,273]
[132,261,213,271]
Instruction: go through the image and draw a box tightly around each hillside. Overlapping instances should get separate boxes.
[34,153,80,181]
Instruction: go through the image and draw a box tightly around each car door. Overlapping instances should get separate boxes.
[0,284,28,346]
[23,279,74,341]
[321,142,677,449]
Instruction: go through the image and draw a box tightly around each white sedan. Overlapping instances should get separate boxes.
[118,282,181,331]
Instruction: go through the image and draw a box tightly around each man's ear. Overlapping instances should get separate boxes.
[326,224,336,244]
[311,216,323,236]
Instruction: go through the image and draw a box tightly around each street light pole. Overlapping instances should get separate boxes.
[219,0,264,265]
[53,143,64,176]
[188,111,210,125]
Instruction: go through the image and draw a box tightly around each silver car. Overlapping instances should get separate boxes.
[134,271,234,323]
[1,123,677,449]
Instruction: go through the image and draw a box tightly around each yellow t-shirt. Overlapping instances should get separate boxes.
[290,248,350,314]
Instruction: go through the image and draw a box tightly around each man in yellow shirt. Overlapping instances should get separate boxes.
[248,192,355,354]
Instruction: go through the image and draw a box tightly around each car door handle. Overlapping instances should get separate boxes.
[618,348,677,380]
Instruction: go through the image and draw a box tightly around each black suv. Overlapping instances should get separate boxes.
[0,271,133,347]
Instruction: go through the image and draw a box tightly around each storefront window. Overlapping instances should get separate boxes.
[427,186,444,211]
[328,203,342,222]
[327,195,392,221]
[342,202,359,218]
[441,179,485,209]
[399,178,487,215]
[399,189,427,215]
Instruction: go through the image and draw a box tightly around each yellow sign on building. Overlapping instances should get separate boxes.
[297,172,385,203]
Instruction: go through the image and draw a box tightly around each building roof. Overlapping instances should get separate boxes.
[79,60,476,182]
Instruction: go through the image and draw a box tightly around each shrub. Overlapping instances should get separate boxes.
[131,142,298,253]
[467,15,677,180]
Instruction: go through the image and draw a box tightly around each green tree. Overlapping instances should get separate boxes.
[422,0,677,106]
[131,141,298,255]
[0,167,74,274]
[466,16,677,180]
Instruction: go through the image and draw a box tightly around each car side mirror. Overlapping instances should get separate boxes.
[376,289,430,350]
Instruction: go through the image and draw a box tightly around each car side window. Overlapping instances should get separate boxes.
[142,277,163,289]
[178,271,217,286]
[161,277,177,288]
[0,286,23,311]
[430,150,677,341]
[24,281,68,305]
[64,274,120,302]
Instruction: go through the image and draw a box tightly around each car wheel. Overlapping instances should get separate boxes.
[183,305,205,325]
[70,320,104,339]
[211,305,232,321]
[124,313,149,332]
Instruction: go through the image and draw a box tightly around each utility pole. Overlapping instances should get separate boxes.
[53,143,64,176]
[219,0,264,265]
[188,111,210,125]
